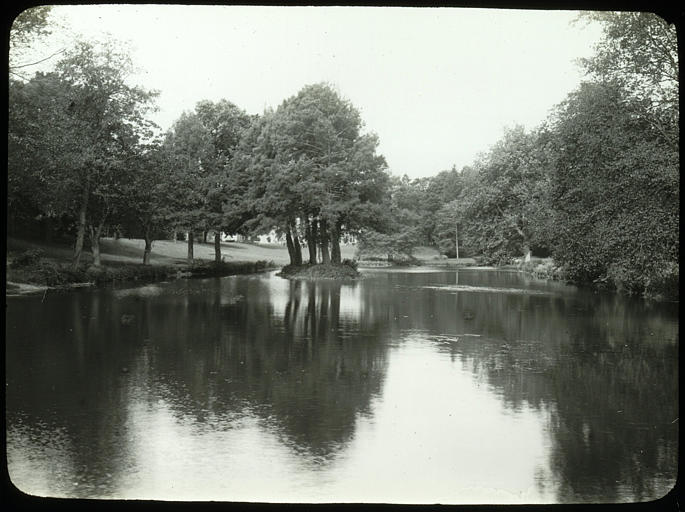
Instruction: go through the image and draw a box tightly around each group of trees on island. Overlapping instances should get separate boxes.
[8,8,678,298]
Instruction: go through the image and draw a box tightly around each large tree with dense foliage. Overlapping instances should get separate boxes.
[542,12,679,298]
[164,100,251,262]
[579,11,678,148]
[451,126,554,264]
[240,83,390,266]
[8,39,159,267]
[56,40,158,267]
[548,80,678,297]
[8,72,76,238]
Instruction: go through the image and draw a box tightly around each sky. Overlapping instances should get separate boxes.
[14,5,605,179]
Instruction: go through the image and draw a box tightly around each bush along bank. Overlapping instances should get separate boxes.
[515,257,678,302]
[277,260,362,280]
[6,249,276,290]
[516,259,569,282]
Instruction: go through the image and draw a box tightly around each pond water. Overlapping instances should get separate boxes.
[5,268,678,503]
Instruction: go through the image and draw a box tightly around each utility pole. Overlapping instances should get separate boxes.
[455,223,460,261]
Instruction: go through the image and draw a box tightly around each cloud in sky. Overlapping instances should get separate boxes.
[21,5,604,178]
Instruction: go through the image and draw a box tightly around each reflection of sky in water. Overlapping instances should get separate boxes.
[318,339,555,504]
[262,272,291,313]
[338,285,362,320]
[7,422,77,498]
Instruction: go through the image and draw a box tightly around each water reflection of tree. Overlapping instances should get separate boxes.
[393,279,679,503]
[6,289,142,497]
[142,276,391,461]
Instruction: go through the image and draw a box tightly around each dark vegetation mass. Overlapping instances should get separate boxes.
[7,9,679,299]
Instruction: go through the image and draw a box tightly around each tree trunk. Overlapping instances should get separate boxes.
[307,217,318,264]
[214,230,222,263]
[319,220,330,264]
[523,244,531,263]
[72,181,90,269]
[455,224,459,260]
[90,232,101,267]
[292,229,303,266]
[187,230,194,263]
[330,221,342,264]
[143,227,153,265]
[202,230,208,244]
[89,222,104,267]
[285,227,296,265]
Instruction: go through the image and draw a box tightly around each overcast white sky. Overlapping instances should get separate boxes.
[17,5,605,179]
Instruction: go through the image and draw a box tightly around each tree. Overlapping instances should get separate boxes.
[194,100,251,262]
[578,11,678,149]
[270,83,363,264]
[355,173,427,263]
[548,80,678,296]
[423,167,464,245]
[164,100,251,263]
[453,126,554,264]
[243,83,390,266]
[53,40,158,267]
[433,200,462,258]
[234,109,306,265]
[116,140,177,264]
[164,111,212,262]
[8,72,78,238]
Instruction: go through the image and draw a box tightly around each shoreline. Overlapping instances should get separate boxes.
[6,260,277,296]
[7,252,677,302]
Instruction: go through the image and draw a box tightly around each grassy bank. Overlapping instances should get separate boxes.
[7,236,302,266]
[7,255,275,290]
[6,239,278,292]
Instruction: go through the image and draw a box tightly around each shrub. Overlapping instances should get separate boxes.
[644,261,679,300]
[10,249,45,268]
[605,259,679,300]
[278,262,361,280]
[342,258,358,271]
[30,261,86,286]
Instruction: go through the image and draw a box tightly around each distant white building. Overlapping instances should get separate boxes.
[257,230,284,244]
[221,233,245,242]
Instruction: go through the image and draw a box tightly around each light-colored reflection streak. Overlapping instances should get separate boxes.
[311,336,555,504]
[115,400,323,501]
[7,423,77,498]
[420,285,556,296]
